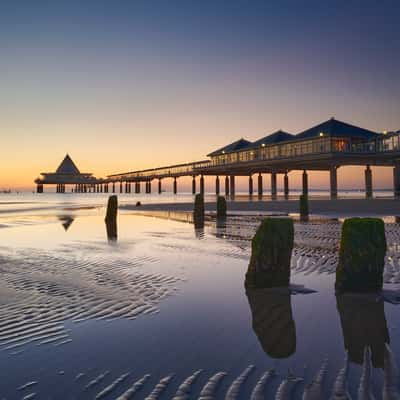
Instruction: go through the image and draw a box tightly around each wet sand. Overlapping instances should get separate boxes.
[1,198,400,398]
[122,198,400,217]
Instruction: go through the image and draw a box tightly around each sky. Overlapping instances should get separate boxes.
[0,0,399,191]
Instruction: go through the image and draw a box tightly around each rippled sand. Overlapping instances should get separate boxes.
[1,209,400,399]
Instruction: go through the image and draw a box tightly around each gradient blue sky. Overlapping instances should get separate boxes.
[1,0,399,190]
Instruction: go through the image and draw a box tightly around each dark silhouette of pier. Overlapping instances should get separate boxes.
[35,118,400,198]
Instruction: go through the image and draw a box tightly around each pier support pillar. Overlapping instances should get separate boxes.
[258,173,263,196]
[200,175,205,195]
[215,176,220,195]
[158,179,162,194]
[148,181,152,194]
[125,182,128,193]
[302,170,308,196]
[271,172,277,198]
[192,176,196,195]
[112,182,115,193]
[230,175,235,196]
[284,173,289,199]
[119,181,123,193]
[330,166,338,199]
[394,162,400,197]
[173,177,177,194]
[36,184,43,193]
[225,176,229,196]
[365,165,373,198]
[249,175,253,196]
[96,184,99,193]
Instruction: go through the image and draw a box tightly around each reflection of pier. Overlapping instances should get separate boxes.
[35,118,400,197]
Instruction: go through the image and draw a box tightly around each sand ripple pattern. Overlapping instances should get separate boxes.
[12,352,400,399]
[0,247,181,352]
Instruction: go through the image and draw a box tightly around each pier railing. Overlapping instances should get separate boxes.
[106,132,400,180]
[107,160,211,181]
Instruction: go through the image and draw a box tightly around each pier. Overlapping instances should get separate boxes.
[35,118,400,198]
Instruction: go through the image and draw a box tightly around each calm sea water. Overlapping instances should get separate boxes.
[0,196,399,399]
[0,189,395,213]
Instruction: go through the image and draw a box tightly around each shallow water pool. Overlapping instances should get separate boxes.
[0,209,399,399]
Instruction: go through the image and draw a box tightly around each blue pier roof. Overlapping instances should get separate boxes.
[207,138,252,157]
[296,118,379,140]
[249,130,294,148]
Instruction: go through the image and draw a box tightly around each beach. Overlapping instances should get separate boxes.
[0,193,400,399]
[122,197,400,218]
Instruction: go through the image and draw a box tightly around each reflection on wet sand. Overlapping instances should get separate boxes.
[336,293,400,399]
[336,293,389,368]
[58,215,75,231]
[246,287,296,359]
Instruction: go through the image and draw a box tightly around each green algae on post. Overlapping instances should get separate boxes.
[245,217,294,288]
[193,194,205,228]
[335,218,387,293]
[299,194,309,221]
[216,196,227,218]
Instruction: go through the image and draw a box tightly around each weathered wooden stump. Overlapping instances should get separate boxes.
[299,194,309,221]
[245,217,294,288]
[105,195,118,241]
[193,194,204,228]
[216,196,227,218]
[335,218,386,293]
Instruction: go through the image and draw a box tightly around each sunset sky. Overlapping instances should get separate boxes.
[1,1,399,191]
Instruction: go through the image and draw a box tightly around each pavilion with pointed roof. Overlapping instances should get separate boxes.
[35,117,400,198]
[35,154,99,193]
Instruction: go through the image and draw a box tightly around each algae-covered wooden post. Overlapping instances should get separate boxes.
[193,194,205,228]
[217,196,227,218]
[299,194,309,221]
[105,195,118,241]
[245,217,294,288]
[335,218,386,293]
